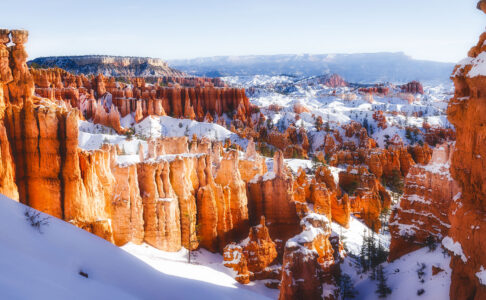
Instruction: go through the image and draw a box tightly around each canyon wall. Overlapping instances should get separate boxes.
[30,69,253,131]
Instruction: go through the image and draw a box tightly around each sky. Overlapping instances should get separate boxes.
[0,0,484,63]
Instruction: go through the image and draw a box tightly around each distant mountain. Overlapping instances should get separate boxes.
[168,52,455,84]
[29,55,185,78]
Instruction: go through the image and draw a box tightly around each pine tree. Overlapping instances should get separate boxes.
[359,229,369,272]
[339,273,356,299]
[376,265,392,298]
[363,118,369,134]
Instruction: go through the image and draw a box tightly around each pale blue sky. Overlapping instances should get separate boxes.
[0,0,484,62]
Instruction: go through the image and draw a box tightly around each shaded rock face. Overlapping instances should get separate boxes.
[446,8,486,297]
[388,143,459,261]
[279,214,339,300]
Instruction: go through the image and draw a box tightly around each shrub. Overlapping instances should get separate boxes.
[24,208,49,233]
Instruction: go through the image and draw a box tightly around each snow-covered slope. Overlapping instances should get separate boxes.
[348,247,451,300]
[122,243,279,299]
[332,215,451,300]
[168,53,454,84]
[0,194,273,300]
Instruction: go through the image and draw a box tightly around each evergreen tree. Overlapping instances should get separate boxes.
[363,118,369,134]
[376,265,392,298]
[338,273,356,299]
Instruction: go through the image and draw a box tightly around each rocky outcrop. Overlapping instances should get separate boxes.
[279,214,339,300]
[0,30,17,200]
[8,30,34,107]
[339,165,391,231]
[445,8,486,297]
[111,163,144,246]
[358,86,389,96]
[388,143,459,261]
[400,80,424,95]
[223,216,278,284]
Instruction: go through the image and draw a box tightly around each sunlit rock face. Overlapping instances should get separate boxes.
[247,151,301,253]
[388,143,459,261]
[445,5,486,297]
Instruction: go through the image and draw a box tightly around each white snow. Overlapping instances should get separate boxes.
[476,266,486,286]
[465,52,486,78]
[134,116,246,148]
[122,243,278,299]
[442,236,467,263]
[332,216,390,256]
[346,247,451,300]
[284,159,313,173]
[0,193,274,300]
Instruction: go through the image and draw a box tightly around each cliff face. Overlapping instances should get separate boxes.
[445,7,486,297]
[389,143,459,261]
[30,69,252,130]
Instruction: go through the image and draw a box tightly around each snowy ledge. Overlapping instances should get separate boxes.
[442,236,467,263]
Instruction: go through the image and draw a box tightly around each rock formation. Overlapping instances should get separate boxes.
[389,143,459,261]
[279,214,339,300]
[248,151,301,253]
[30,68,252,132]
[223,216,278,284]
[400,80,424,95]
[339,165,390,231]
[445,6,486,296]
